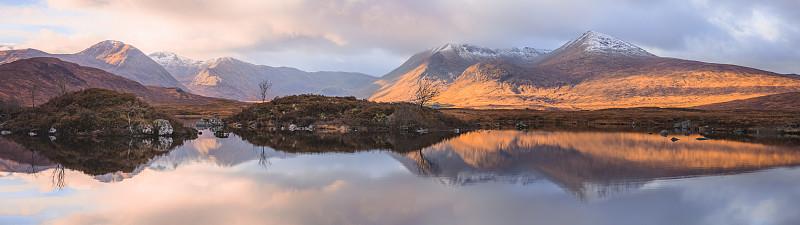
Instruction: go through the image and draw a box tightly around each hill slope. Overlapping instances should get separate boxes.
[693,92,800,111]
[0,41,186,89]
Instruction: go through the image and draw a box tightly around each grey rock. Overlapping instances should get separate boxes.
[49,127,57,134]
[28,132,37,136]
[670,137,680,142]
[153,119,173,136]
[673,120,692,129]
[659,130,669,137]
[0,130,10,135]
[137,124,154,135]
[289,124,297,131]
[49,136,56,141]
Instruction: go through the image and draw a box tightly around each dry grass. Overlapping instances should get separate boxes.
[440,107,800,132]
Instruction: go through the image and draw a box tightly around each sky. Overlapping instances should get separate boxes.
[0,0,798,76]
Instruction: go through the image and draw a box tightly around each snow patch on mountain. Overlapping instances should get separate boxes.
[432,43,551,62]
[149,51,204,67]
[560,31,655,57]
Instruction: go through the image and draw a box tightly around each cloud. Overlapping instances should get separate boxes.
[0,0,798,74]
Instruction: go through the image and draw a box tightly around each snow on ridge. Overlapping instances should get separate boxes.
[564,31,655,57]
[431,43,551,61]
[148,51,204,67]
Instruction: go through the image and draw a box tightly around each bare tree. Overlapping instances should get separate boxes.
[123,102,145,134]
[55,73,67,96]
[258,79,273,103]
[412,79,440,107]
[52,164,66,189]
[29,82,38,107]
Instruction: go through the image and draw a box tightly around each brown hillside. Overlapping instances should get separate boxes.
[0,57,241,112]
[693,92,800,111]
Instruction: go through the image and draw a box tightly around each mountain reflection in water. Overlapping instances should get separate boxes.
[1,129,800,224]
[397,130,800,200]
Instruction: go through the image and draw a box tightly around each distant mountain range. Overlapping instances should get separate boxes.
[149,52,378,101]
[370,31,800,109]
[0,41,186,90]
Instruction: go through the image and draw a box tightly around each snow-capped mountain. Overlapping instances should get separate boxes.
[148,51,205,82]
[0,41,187,90]
[551,31,654,58]
[148,53,379,101]
[424,31,800,109]
[367,43,550,102]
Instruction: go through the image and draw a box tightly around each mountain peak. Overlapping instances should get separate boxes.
[558,31,655,57]
[148,51,202,66]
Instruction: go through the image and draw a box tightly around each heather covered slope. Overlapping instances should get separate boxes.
[432,31,800,109]
[0,40,186,89]
[227,95,468,132]
[3,88,197,137]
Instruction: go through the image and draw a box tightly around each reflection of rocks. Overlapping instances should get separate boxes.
[157,137,174,151]
[396,130,800,201]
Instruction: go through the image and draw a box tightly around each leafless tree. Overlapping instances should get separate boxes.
[52,164,66,189]
[55,73,67,96]
[412,79,440,107]
[259,79,273,103]
[123,102,145,134]
[29,82,38,107]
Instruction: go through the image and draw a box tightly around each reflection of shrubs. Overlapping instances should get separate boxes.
[4,88,196,137]
[6,135,186,175]
[227,94,469,132]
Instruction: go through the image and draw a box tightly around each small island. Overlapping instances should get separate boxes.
[1,88,197,138]
[226,94,469,133]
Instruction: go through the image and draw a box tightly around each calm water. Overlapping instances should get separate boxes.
[2,129,800,225]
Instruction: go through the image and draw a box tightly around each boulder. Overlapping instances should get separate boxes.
[153,119,173,136]
[289,124,297,131]
[0,130,10,135]
[659,130,669,137]
[28,132,37,136]
[137,124,154,135]
[515,121,529,130]
[673,120,692,129]
[670,137,680,142]
[49,127,57,134]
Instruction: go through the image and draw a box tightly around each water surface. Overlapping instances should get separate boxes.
[2,130,800,225]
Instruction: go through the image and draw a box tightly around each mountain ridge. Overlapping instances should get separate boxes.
[0,41,187,90]
[148,53,379,101]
